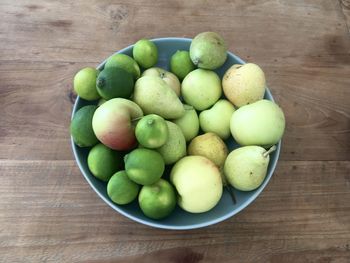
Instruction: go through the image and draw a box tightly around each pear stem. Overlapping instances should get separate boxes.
[225,185,236,205]
[263,145,277,158]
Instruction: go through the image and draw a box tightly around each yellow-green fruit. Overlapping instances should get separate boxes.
[133,39,158,69]
[87,143,123,182]
[124,148,165,185]
[190,32,227,70]
[223,63,265,107]
[181,69,222,111]
[230,100,285,147]
[224,146,274,191]
[156,121,186,165]
[172,104,199,142]
[188,133,228,169]
[133,76,185,119]
[73,67,100,101]
[170,156,223,213]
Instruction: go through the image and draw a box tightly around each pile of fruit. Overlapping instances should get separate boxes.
[70,32,286,220]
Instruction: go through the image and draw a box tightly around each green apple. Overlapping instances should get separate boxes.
[199,99,235,140]
[172,104,199,142]
[230,100,285,147]
[142,67,181,96]
[181,69,222,110]
[170,156,223,213]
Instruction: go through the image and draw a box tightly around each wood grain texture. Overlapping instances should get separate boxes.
[0,0,349,262]
[0,160,349,262]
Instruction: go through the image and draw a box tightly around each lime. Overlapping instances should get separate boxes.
[70,105,98,147]
[96,67,134,100]
[125,148,164,185]
[170,50,195,80]
[87,143,123,182]
[135,114,168,148]
[73,67,100,101]
[107,170,140,205]
[104,54,141,80]
[138,179,176,219]
[132,39,158,69]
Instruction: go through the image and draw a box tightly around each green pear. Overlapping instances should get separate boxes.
[133,76,185,119]
[223,63,266,107]
[230,100,285,147]
[181,69,222,110]
[172,105,199,142]
[199,99,235,140]
[190,32,227,70]
[170,156,223,213]
[156,121,186,165]
[142,67,181,96]
[224,145,276,191]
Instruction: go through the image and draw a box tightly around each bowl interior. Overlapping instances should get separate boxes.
[71,38,281,230]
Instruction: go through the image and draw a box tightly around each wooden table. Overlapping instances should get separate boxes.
[1,0,349,262]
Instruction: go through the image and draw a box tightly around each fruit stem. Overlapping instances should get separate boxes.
[225,185,236,205]
[160,72,165,78]
[263,145,277,158]
[147,119,154,125]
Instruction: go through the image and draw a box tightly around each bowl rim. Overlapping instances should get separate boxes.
[71,37,281,230]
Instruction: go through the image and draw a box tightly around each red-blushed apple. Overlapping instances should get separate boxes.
[92,98,143,150]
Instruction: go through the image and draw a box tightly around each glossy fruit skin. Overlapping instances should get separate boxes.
[138,179,176,220]
[124,148,165,186]
[107,171,140,205]
[230,99,285,147]
[96,67,134,100]
[92,98,143,150]
[104,53,141,80]
[135,114,168,148]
